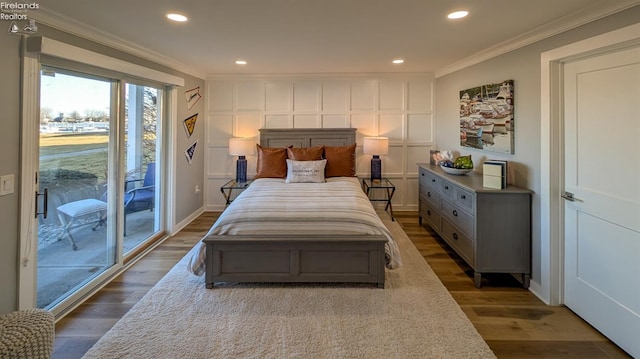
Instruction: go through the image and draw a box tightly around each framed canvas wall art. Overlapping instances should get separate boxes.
[459,80,514,154]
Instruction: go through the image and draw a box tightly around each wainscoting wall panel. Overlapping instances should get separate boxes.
[205,73,435,211]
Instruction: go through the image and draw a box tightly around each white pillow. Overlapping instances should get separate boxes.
[285,159,327,183]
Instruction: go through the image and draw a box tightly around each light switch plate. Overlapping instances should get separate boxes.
[0,174,15,196]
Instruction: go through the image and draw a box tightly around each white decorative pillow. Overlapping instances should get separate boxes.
[285,159,327,183]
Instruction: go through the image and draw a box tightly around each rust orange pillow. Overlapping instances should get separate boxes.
[286,146,324,161]
[255,144,288,178]
[324,143,356,177]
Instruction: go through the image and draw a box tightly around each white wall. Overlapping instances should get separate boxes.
[204,74,435,211]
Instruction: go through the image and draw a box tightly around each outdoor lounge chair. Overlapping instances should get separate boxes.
[97,162,156,237]
[123,162,155,235]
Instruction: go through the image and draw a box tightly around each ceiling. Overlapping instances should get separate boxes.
[29,0,639,77]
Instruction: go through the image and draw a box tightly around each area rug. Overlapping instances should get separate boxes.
[82,217,495,358]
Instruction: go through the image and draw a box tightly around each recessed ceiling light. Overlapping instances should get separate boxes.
[392,59,404,64]
[447,11,468,19]
[166,13,188,22]
[235,60,247,65]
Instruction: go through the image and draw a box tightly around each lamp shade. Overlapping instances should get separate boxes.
[363,137,389,155]
[228,137,255,156]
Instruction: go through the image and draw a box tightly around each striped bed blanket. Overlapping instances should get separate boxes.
[187,177,402,276]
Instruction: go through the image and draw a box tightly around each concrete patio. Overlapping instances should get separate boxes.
[37,210,155,308]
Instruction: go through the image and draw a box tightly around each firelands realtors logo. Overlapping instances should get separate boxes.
[1,2,39,34]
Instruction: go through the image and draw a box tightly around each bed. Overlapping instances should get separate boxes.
[188,128,401,288]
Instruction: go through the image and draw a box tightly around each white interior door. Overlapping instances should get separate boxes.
[563,45,640,357]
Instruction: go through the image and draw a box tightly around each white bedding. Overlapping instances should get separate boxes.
[187,177,402,276]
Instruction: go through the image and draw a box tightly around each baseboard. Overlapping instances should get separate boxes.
[527,280,551,305]
[171,206,205,236]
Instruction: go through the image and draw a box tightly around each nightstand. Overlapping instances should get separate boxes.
[220,179,253,206]
[362,178,395,221]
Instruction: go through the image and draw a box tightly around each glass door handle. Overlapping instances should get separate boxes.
[35,188,48,218]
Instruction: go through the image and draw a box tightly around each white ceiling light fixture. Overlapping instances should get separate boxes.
[392,59,404,64]
[166,13,188,22]
[235,60,247,65]
[447,10,469,19]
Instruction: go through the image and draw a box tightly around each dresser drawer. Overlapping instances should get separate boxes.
[441,199,474,237]
[419,195,442,231]
[442,219,474,266]
[440,179,455,200]
[421,186,440,208]
[419,168,441,192]
[455,187,475,211]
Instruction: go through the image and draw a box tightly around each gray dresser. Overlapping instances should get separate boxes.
[417,163,532,288]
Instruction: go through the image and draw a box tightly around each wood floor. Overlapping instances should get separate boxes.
[52,211,630,358]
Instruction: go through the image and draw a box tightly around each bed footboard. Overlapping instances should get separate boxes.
[204,235,386,288]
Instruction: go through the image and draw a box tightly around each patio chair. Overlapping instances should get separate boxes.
[123,162,156,236]
[99,162,156,236]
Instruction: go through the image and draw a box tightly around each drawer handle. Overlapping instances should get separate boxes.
[421,173,424,176]
[452,210,458,217]
[453,233,458,240]
[427,209,431,215]
[461,194,466,200]
[431,179,436,182]
[427,191,431,197]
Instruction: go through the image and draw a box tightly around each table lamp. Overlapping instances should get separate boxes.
[363,137,389,181]
[229,137,255,183]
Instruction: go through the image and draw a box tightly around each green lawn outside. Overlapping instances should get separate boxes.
[40,133,109,182]
[39,132,155,184]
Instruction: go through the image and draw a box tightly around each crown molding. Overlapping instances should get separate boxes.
[435,0,640,78]
[28,9,206,80]
[205,72,434,80]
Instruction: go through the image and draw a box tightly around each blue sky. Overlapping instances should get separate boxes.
[40,71,111,118]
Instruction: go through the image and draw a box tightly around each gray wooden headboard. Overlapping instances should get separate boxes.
[259,128,356,148]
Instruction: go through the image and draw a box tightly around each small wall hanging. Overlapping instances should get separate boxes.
[184,139,199,164]
[183,113,198,138]
[185,87,202,110]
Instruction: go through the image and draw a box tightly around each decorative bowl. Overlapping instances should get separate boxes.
[440,165,472,175]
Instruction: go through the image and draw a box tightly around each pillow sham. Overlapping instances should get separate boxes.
[285,159,327,183]
[324,143,356,177]
[255,144,288,179]
[286,146,324,161]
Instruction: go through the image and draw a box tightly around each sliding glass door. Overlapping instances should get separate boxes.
[35,66,165,312]
[38,68,116,309]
